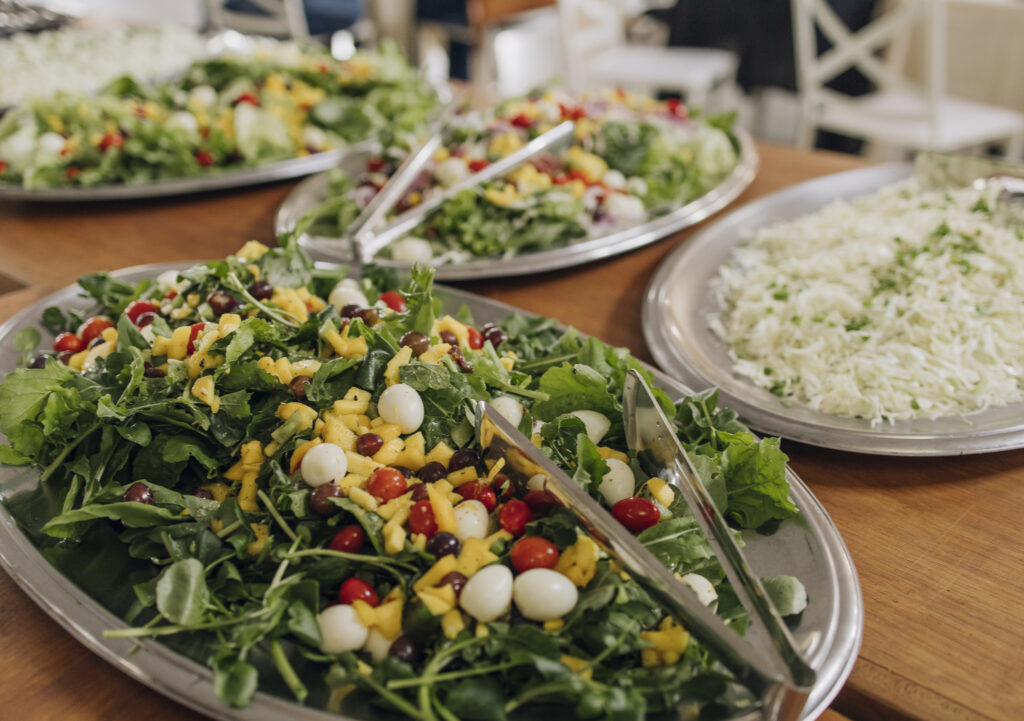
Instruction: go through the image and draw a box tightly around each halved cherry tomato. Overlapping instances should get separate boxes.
[510,536,559,572]
[125,299,160,325]
[367,467,408,501]
[234,92,260,106]
[99,132,124,151]
[510,113,532,128]
[498,498,534,537]
[78,316,114,345]
[186,322,206,355]
[612,497,660,533]
[522,489,555,513]
[378,291,407,313]
[338,577,378,607]
[457,481,496,512]
[466,326,483,350]
[408,500,438,538]
[53,332,84,353]
[329,525,365,553]
[467,159,489,173]
[195,150,215,167]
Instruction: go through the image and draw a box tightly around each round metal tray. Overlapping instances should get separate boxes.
[0,262,861,721]
[644,162,1024,456]
[277,130,759,280]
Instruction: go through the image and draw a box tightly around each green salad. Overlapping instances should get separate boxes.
[0,41,436,189]
[0,240,805,720]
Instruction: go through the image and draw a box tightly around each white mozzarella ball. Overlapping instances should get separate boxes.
[37,131,66,157]
[302,125,328,149]
[604,192,647,222]
[166,111,199,137]
[317,604,368,653]
[434,156,469,188]
[526,473,547,492]
[626,177,648,196]
[602,168,627,190]
[512,568,579,621]
[531,418,545,436]
[680,573,718,607]
[459,564,513,622]
[363,628,393,662]
[490,396,524,428]
[570,410,611,445]
[377,383,424,434]
[300,443,348,487]
[453,499,489,542]
[598,457,635,507]
[328,278,369,311]
[536,100,563,124]
[189,84,218,109]
[391,236,434,264]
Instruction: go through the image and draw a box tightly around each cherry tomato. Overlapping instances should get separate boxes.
[665,97,687,119]
[366,156,389,172]
[466,326,483,350]
[329,525,365,553]
[498,498,534,537]
[612,497,660,533]
[65,167,81,180]
[99,132,124,151]
[125,299,160,325]
[195,150,215,167]
[510,536,560,572]
[367,467,408,501]
[0,161,7,175]
[53,332,84,353]
[234,92,261,106]
[78,316,114,345]
[467,159,489,173]
[186,322,206,355]
[408,500,438,538]
[510,113,532,128]
[378,291,407,313]
[522,489,555,513]
[559,104,585,121]
[457,481,496,512]
[338,577,379,607]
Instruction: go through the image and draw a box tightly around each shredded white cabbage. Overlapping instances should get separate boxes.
[709,179,1024,424]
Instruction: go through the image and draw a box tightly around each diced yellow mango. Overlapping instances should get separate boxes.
[377,496,412,523]
[349,487,379,512]
[597,446,630,463]
[217,313,242,336]
[447,467,478,487]
[441,609,465,639]
[417,342,451,364]
[543,619,564,631]
[432,316,470,349]
[238,472,259,512]
[560,655,593,680]
[276,402,317,430]
[555,535,600,587]
[383,345,413,387]
[393,432,425,471]
[424,441,456,467]
[383,521,406,554]
[290,438,322,473]
[352,599,376,628]
[454,537,498,578]
[339,473,368,492]
[416,584,456,615]
[290,359,321,378]
[426,483,458,535]
[645,478,675,508]
[413,555,457,593]
[372,437,404,466]
[346,451,383,477]
[235,240,269,261]
[200,482,230,502]
[191,375,220,413]
[322,417,357,451]
[640,617,690,666]
[375,597,404,639]
[323,325,368,359]
[246,523,270,554]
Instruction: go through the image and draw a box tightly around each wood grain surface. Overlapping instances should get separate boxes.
[0,142,1018,721]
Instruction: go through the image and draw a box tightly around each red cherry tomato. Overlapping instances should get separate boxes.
[195,150,215,167]
[612,497,660,533]
[559,104,585,121]
[53,332,84,353]
[522,489,555,514]
[65,166,81,180]
[457,481,496,512]
[467,159,489,173]
[510,536,560,572]
[338,577,379,607]
[367,467,408,501]
[498,498,534,537]
[510,113,532,128]
[378,291,407,313]
[234,92,261,106]
[466,326,483,350]
[664,97,687,119]
[125,299,160,325]
[186,322,206,355]
[99,132,124,151]
[408,500,438,538]
[78,316,114,345]
[366,156,388,172]
[0,161,7,175]
[329,525,365,553]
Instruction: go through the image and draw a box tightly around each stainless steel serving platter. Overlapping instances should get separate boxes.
[0,261,861,721]
[277,130,759,280]
[644,163,1024,456]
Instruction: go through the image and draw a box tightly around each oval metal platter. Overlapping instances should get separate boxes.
[0,261,860,721]
[0,140,378,202]
[644,162,1024,456]
[277,130,759,280]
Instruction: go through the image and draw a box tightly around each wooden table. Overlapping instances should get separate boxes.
[1,142,1020,721]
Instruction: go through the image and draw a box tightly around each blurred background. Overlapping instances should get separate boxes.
[4,0,1023,159]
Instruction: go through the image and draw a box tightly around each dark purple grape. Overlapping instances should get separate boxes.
[439,330,458,346]
[392,466,413,479]
[309,484,344,517]
[144,362,166,378]
[417,462,447,483]
[248,280,274,300]
[340,304,362,319]
[289,376,311,399]
[207,290,239,316]
[448,448,480,472]
[87,335,104,349]
[135,312,157,328]
[28,354,48,369]
[388,635,417,664]
[123,481,154,505]
[400,331,430,357]
[425,532,460,558]
[56,350,74,365]
[481,324,506,349]
[410,484,430,502]
[356,433,383,456]
[448,345,473,373]
[192,488,214,500]
[357,307,380,327]
[439,571,468,597]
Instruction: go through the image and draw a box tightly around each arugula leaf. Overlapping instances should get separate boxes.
[156,557,210,626]
[531,363,619,421]
[42,500,181,538]
[718,431,798,529]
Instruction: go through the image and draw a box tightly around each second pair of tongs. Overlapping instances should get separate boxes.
[475,370,815,721]
[348,119,576,263]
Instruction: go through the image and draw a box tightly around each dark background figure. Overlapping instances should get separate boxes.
[415,0,472,79]
[223,0,363,37]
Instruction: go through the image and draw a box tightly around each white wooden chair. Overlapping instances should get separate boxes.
[557,0,739,112]
[790,0,1024,157]
[205,0,309,40]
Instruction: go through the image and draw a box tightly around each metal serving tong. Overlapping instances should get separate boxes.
[914,151,1024,225]
[475,370,815,721]
[353,119,576,263]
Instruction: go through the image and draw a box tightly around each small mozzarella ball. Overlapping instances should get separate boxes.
[328,278,369,311]
[300,443,348,488]
[317,604,368,653]
[605,192,647,222]
[490,396,524,428]
[680,573,718,607]
[536,100,563,124]
[363,628,393,662]
[37,131,66,157]
[378,383,425,434]
[166,111,199,137]
[626,176,648,196]
[513,568,578,621]
[598,457,635,507]
[460,564,513,622]
[434,156,469,188]
[302,125,328,149]
[531,418,545,436]
[602,168,627,190]
[526,473,547,492]
[391,236,434,264]
[453,499,489,542]
[189,85,218,109]
[570,410,611,444]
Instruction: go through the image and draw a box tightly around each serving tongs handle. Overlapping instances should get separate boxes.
[476,399,812,721]
[356,120,576,262]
